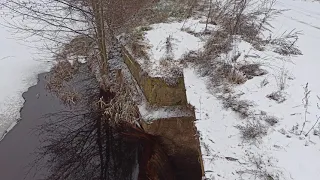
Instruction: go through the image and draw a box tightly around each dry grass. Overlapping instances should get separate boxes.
[46,60,81,105]
[267,30,302,56]
[159,56,183,86]
[183,30,240,86]
[98,83,139,126]
[225,67,248,84]
[237,120,268,142]
[203,30,233,59]
[183,0,298,89]
[45,34,97,105]
[237,153,282,180]
[222,95,253,118]
[127,27,151,60]
[266,91,286,103]
[154,0,201,19]
[165,35,174,58]
[263,115,279,126]
[62,35,95,56]
[239,63,267,79]
[181,27,205,37]
[185,51,248,86]
[116,0,202,35]
[209,0,282,44]
[46,61,75,89]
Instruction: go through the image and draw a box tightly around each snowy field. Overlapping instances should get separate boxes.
[138,0,320,179]
[0,19,52,140]
[185,0,320,179]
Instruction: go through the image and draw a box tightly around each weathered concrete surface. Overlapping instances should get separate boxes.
[118,42,205,179]
[141,116,204,180]
[122,47,188,106]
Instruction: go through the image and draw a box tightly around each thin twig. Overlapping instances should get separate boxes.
[305,116,320,137]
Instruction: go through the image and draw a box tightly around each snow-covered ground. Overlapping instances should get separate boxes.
[1,0,317,178]
[130,18,215,77]
[184,0,320,179]
[139,0,320,179]
[0,20,52,140]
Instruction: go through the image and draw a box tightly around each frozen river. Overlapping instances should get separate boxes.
[0,21,51,139]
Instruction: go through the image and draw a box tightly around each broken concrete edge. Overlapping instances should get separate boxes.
[121,45,188,107]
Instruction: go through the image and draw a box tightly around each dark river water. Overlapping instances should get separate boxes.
[0,72,60,180]
[0,66,139,180]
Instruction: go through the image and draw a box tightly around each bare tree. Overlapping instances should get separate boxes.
[205,0,213,32]
[1,0,110,80]
[0,1,165,179]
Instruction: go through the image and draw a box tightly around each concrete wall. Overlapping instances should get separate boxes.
[122,47,188,106]
[120,44,204,179]
[141,116,204,180]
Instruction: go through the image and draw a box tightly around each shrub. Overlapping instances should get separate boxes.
[266,91,286,103]
[237,120,268,142]
[223,96,252,118]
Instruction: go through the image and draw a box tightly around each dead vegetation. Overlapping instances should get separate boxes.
[224,67,248,85]
[263,115,279,126]
[222,95,253,118]
[45,32,98,106]
[97,72,139,126]
[126,27,151,60]
[267,91,286,103]
[237,120,268,142]
[117,0,202,34]
[266,29,302,56]
[121,0,297,89]
[4,0,200,179]
[237,152,283,180]
[159,35,184,85]
[239,63,267,79]
[183,0,301,90]
[151,0,201,20]
[46,60,80,105]
[172,1,304,128]
[62,35,95,56]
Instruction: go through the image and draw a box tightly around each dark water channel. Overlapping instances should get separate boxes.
[0,72,61,179]
[0,65,139,180]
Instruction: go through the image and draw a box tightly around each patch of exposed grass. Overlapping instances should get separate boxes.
[237,120,268,142]
[222,95,253,118]
[127,27,150,60]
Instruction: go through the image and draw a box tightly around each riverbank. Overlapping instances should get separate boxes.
[0,63,143,180]
[0,24,52,139]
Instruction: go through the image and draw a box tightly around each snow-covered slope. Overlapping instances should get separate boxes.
[129,18,215,78]
[184,0,320,179]
[0,21,52,139]
[125,0,320,178]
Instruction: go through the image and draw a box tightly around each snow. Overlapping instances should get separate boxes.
[68,55,87,65]
[182,0,320,179]
[138,103,193,122]
[108,45,194,122]
[0,0,318,178]
[137,18,215,77]
[0,20,52,140]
